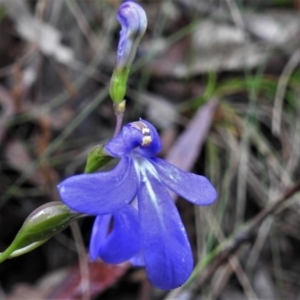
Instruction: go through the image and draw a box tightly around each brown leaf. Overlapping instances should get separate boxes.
[6,261,129,300]
[166,99,218,171]
[47,261,129,300]
[7,283,53,300]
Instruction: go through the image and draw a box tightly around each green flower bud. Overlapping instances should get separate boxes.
[84,144,114,174]
[0,202,81,263]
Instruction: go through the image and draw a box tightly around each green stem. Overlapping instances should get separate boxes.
[0,239,49,263]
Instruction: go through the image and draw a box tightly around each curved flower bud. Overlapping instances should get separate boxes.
[117,1,147,69]
[0,202,81,263]
[110,1,147,104]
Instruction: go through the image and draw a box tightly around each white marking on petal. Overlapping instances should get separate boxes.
[145,180,157,204]
[133,156,162,211]
[133,156,160,182]
[133,158,141,183]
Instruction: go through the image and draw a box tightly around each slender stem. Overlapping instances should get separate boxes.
[113,100,126,137]
[113,112,124,137]
[0,239,49,261]
[71,222,90,300]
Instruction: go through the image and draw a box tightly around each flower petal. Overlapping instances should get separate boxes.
[151,157,217,205]
[137,171,193,290]
[105,125,143,157]
[98,205,141,264]
[129,249,145,267]
[89,215,111,261]
[104,133,128,158]
[57,157,138,215]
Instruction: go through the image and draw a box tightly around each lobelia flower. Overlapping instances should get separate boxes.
[57,120,217,290]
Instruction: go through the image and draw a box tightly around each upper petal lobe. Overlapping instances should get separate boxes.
[105,125,143,157]
[105,120,161,158]
[133,119,162,158]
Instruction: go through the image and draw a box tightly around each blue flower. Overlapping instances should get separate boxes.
[116,1,147,69]
[58,120,217,290]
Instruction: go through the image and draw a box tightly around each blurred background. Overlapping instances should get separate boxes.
[1,0,300,299]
